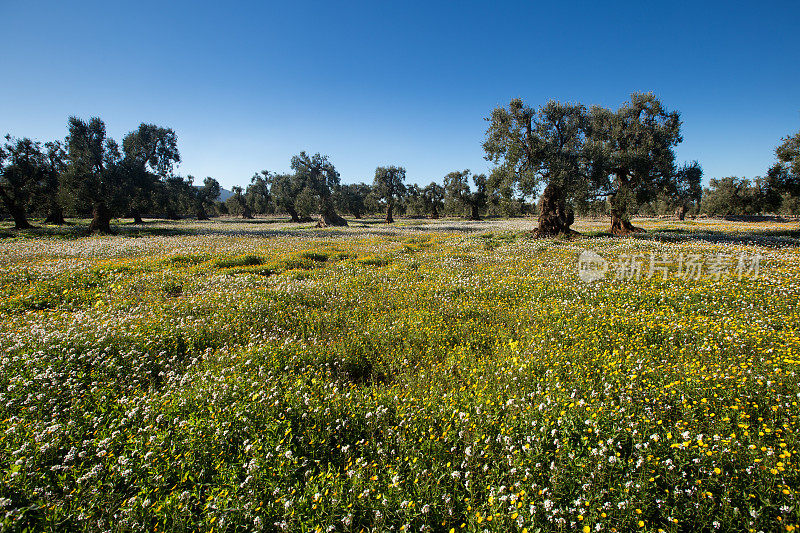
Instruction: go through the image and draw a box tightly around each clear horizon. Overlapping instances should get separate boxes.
[2,0,798,191]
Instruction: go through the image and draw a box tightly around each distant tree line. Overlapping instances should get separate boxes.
[697,130,800,217]
[3,107,799,232]
[231,163,528,224]
[0,117,222,232]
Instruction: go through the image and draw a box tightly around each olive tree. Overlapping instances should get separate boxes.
[586,93,682,234]
[63,117,123,233]
[121,123,181,223]
[422,182,445,218]
[484,100,588,235]
[373,165,406,223]
[443,170,488,221]
[0,136,46,229]
[290,152,347,227]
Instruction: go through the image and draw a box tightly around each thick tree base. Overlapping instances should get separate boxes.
[316,212,348,227]
[89,204,113,234]
[89,220,112,234]
[534,204,576,237]
[609,216,645,236]
[469,205,482,221]
[44,210,65,225]
[5,204,32,229]
[534,184,576,237]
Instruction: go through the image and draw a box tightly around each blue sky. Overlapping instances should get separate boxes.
[1,0,798,190]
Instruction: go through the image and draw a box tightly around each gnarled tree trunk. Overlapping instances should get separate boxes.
[8,204,32,229]
[316,196,348,227]
[386,202,394,223]
[534,184,576,237]
[44,205,65,225]
[0,188,32,229]
[607,179,644,236]
[609,213,643,235]
[674,205,686,221]
[608,194,644,235]
[287,206,301,223]
[430,204,439,219]
[89,202,112,233]
[469,202,481,221]
[130,208,144,224]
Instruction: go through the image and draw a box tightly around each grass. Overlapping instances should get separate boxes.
[0,217,799,532]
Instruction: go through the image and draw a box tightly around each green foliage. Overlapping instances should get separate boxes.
[373,166,407,222]
[422,182,445,218]
[484,93,687,233]
[334,182,372,219]
[586,93,683,227]
[443,170,488,220]
[775,130,800,188]
[291,152,346,225]
[225,186,252,218]
[0,136,47,228]
[245,171,272,215]
[701,177,764,216]
[268,172,306,221]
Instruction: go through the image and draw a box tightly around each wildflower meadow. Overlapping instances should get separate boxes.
[1,217,798,532]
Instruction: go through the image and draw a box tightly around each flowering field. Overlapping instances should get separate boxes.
[1,218,799,532]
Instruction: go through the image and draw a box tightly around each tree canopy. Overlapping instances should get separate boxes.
[63,117,124,233]
[373,166,407,223]
[290,152,347,227]
[443,170,488,221]
[484,100,588,234]
[484,93,686,235]
[586,93,682,234]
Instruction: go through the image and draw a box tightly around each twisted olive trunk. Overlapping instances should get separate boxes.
[89,202,112,233]
[8,204,32,229]
[0,188,32,229]
[44,206,65,225]
[469,202,481,221]
[286,206,301,223]
[608,175,644,236]
[534,183,575,237]
[316,194,348,227]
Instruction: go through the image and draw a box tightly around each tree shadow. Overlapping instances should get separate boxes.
[631,228,800,247]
